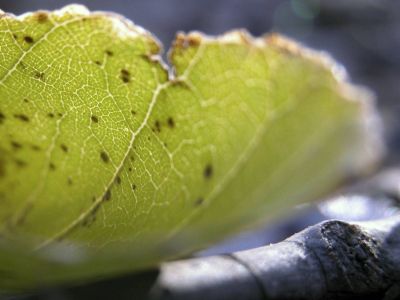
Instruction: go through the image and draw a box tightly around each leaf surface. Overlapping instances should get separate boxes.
[0,5,383,290]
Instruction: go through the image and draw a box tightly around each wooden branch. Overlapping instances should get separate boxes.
[148,216,400,300]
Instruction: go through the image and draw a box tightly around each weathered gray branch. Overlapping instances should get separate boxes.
[149,216,400,300]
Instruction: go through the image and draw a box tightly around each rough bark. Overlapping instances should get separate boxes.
[148,216,400,300]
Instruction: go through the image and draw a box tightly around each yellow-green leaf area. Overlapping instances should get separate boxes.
[0,5,382,290]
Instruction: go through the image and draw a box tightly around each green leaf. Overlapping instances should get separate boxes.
[0,5,383,290]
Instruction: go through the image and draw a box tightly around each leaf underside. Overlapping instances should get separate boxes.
[0,5,382,290]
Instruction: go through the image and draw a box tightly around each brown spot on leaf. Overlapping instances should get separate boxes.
[47,112,55,118]
[131,110,136,116]
[140,53,159,64]
[105,50,113,56]
[174,33,192,49]
[49,162,56,171]
[154,120,161,132]
[67,177,73,186]
[15,159,27,168]
[36,12,48,23]
[195,197,204,206]
[31,144,41,151]
[91,115,99,123]
[23,98,29,103]
[0,111,5,124]
[188,35,201,47]
[103,189,111,201]
[120,69,130,83]
[100,151,109,163]
[60,144,68,153]
[24,36,34,43]
[167,117,175,128]
[19,61,26,70]
[204,164,213,179]
[10,141,22,150]
[82,204,99,227]
[94,60,101,66]
[116,176,121,185]
[34,71,45,81]
[14,114,29,122]
[131,184,136,191]
[170,78,190,89]
[0,159,4,178]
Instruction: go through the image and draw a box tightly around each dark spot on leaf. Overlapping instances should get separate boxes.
[91,115,99,123]
[47,112,55,118]
[94,60,101,66]
[140,53,160,64]
[0,160,4,178]
[36,12,48,23]
[18,61,26,70]
[82,205,98,227]
[154,120,161,132]
[170,78,190,89]
[10,141,22,150]
[131,184,136,191]
[49,162,56,171]
[105,50,113,56]
[167,117,175,128]
[131,110,136,116]
[15,159,26,168]
[14,114,29,122]
[188,35,201,47]
[60,144,68,153]
[128,167,132,172]
[204,164,213,179]
[103,189,111,201]
[195,197,204,206]
[100,151,109,163]
[130,155,134,161]
[31,144,41,151]
[24,36,34,43]
[12,34,17,40]
[67,177,73,186]
[0,111,5,124]
[23,98,29,103]
[116,176,121,185]
[120,69,130,83]
[57,113,63,117]
[34,71,45,81]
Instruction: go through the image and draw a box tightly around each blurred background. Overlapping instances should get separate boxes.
[1,0,399,297]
